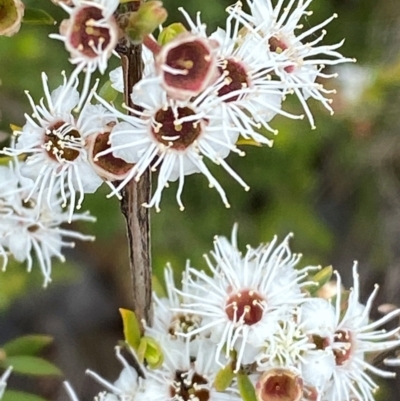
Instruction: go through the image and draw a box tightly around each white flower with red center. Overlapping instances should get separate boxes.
[179,7,302,143]
[95,78,249,211]
[228,0,354,128]
[255,367,304,401]
[3,72,106,222]
[175,226,317,371]
[50,0,119,109]
[0,160,95,287]
[138,339,240,401]
[300,264,400,401]
[148,265,203,341]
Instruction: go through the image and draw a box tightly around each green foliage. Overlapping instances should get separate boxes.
[120,308,141,350]
[23,9,55,25]
[0,356,62,376]
[214,363,234,391]
[237,372,257,401]
[2,335,53,357]
[2,390,49,401]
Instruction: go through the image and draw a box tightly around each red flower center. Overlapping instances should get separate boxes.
[217,58,250,102]
[225,289,264,325]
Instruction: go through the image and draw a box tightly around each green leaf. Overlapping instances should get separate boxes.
[305,265,333,296]
[22,8,55,25]
[237,372,257,401]
[236,138,263,147]
[152,275,166,298]
[2,390,49,401]
[119,308,141,350]
[2,335,53,357]
[158,23,187,45]
[98,80,119,103]
[1,356,62,376]
[140,336,163,369]
[214,363,234,391]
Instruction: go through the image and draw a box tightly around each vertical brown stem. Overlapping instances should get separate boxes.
[117,1,153,328]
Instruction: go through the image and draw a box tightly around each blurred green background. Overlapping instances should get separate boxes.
[1,0,400,399]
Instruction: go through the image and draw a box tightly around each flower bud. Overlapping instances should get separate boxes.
[0,0,24,37]
[125,1,167,44]
[155,32,219,100]
[87,128,135,182]
[255,369,303,401]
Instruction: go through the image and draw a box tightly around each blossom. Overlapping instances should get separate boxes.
[0,367,12,400]
[3,72,106,222]
[0,0,24,37]
[50,0,120,109]
[228,0,354,128]
[95,78,249,211]
[300,264,400,401]
[180,6,302,141]
[139,338,240,401]
[175,226,317,371]
[0,160,95,286]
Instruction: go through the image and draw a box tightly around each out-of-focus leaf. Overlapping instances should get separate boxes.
[2,335,53,357]
[98,80,118,103]
[2,390,49,401]
[1,356,62,376]
[304,265,333,296]
[119,308,141,350]
[236,138,263,147]
[9,124,21,132]
[22,9,55,25]
[237,372,257,401]
[158,23,186,45]
[214,363,234,391]
[152,275,166,298]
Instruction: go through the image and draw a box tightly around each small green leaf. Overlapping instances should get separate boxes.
[2,335,53,357]
[2,390,49,401]
[214,363,234,391]
[119,308,141,350]
[98,80,119,103]
[152,275,166,298]
[305,265,333,295]
[23,8,55,25]
[237,372,257,401]
[236,138,263,147]
[158,23,187,45]
[141,336,163,369]
[1,356,62,376]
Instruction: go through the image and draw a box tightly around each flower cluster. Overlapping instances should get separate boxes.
[65,227,400,401]
[0,157,95,286]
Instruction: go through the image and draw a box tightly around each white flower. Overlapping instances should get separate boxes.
[0,160,95,287]
[175,226,317,371]
[50,0,119,109]
[0,367,12,400]
[138,339,240,401]
[228,0,354,128]
[301,264,400,401]
[95,78,249,211]
[3,72,105,222]
[180,6,302,142]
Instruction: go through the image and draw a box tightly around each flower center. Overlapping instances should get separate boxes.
[92,131,134,178]
[152,107,202,150]
[169,313,202,338]
[217,58,250,102]
[170,370,209,401]
[256,369,303,401]
[333,330,352,365]
[268,37,288,54]
[225,290,264,325]
[163,36,215,93]
[44,121,82,162]
[69,6,112,58]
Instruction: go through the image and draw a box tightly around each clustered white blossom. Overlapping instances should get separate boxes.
[64,227,400,401]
